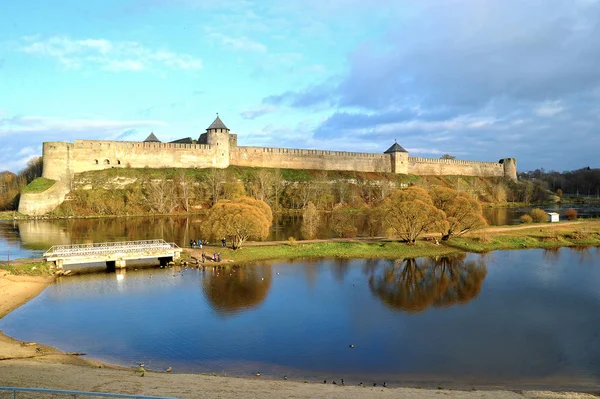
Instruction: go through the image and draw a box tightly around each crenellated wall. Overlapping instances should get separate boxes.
[231,146,392,173]
[22,129,517,215]
[71,140,218,173]
[408,157,505,178]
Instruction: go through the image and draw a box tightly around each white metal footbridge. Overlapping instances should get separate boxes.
[43,239,182,269]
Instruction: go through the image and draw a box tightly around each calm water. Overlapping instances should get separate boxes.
[2,249,600,388]
[2,203,599,260]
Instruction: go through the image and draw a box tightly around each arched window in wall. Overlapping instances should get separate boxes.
[104,159,110,165]
[94,159,99,165]
[117,160,121,165]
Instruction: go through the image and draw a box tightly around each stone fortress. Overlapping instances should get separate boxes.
[18,116,517,215]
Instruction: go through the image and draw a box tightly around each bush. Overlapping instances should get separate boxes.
[565,208,578,221]
[520,214,533,224]
[529,208,548,223]
[287,236,297,246]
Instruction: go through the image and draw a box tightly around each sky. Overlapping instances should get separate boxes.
[1,0,599,173]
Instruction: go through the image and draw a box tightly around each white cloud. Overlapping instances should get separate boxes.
[20,36,202,72]
[0,114,167,172]
[240,104,278,119]
[207,32,267,53]
[534,100,564,117]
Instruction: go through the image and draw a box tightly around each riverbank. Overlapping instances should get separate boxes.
[183,220,600,267]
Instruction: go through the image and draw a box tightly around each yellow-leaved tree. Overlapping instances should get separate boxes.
[202,197,273,249]
[430,186,487,241]
[378,186,445,243]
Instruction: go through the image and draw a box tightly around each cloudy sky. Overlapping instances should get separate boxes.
[1,0,599,173]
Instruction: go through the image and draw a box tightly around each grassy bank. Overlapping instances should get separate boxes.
[0,259,53,276]
[21,177,56,193]
[207,240,462,265]
[448,221,600,252]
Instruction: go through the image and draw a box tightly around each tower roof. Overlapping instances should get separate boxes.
[384,141,408,153]
[207,115,229,131]
[144,132,161,142]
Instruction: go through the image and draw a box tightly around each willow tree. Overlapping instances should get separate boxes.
[430,187,487,241]
[202,196,272,249]
[378,186,445,243]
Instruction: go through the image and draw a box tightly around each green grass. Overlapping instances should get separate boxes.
[21,177,56,193]
[191,241,462,265]
[0,211,27,220]
[0,260,53,276]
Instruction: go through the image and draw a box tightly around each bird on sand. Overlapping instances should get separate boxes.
[166,367,172,373]
[255,372,261,377]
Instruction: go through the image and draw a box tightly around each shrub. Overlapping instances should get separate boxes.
[529,208,548,223]
[565,208,578,221]
[288,236,297,246]
[520,214,533,224]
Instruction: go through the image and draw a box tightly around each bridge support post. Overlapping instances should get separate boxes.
[159,256,172,267]
[55,259,64,270]
[115,259,126,269]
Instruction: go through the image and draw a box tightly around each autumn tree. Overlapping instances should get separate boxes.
[430,186,487,241]
[201,197,272,249]
[377,186,445,243]
[331,203,358,238]
[300,202,321,239]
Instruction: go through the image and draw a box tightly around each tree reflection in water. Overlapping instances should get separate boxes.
[202,265,272,315]
[368,254,487,313]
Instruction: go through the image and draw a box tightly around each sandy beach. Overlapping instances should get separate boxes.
[0,271,598,399]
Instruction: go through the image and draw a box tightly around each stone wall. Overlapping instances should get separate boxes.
[407,157,505,177]
[71,140,217,173]
[17,180,70,216]
[231,146,392,173]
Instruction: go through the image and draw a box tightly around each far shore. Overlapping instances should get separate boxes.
[1,221,600,398]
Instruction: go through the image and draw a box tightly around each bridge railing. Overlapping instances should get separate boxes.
[0,386,178,399]
[43,239,181,259]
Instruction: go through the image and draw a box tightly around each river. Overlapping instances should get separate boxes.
[1,248,600,388]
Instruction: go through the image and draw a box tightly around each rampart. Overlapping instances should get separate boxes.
[232,146,391,173]
[408,157,504,177]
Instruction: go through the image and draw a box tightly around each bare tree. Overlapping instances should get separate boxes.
[143,178,176,213]
[174,170,192,212]
[206,168,225,205]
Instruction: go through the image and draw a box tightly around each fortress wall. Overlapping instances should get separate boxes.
[408,157,504,177]
[71,140,216,173]
[231,146,392,173]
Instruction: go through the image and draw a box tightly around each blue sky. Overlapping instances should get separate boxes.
[1,0,599,173]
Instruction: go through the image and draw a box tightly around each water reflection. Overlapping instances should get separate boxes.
[369,254,487,312]
[202,265,272,315]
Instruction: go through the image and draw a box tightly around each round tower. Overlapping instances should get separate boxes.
[205,115,230,168]
[500,158,517,181]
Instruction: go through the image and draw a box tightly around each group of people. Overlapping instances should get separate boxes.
[190,239,208,249]
[190,238,227,249]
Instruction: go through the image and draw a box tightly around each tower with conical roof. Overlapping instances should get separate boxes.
[204,114,231,168]
[384,140,408,174]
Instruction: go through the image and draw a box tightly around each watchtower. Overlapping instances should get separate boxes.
[384,141,409,174]
[205,115,230,168]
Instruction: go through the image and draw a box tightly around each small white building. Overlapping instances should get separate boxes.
[548,212,560,223]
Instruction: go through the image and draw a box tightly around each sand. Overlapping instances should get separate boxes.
[0,272,598,399]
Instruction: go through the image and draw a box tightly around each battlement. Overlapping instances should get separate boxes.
[75,140,211,151]
[408,156,503,167]
[236,146,387,159]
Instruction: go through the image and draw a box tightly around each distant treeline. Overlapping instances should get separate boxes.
[519,167,600,197]
[0,157,43,210]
